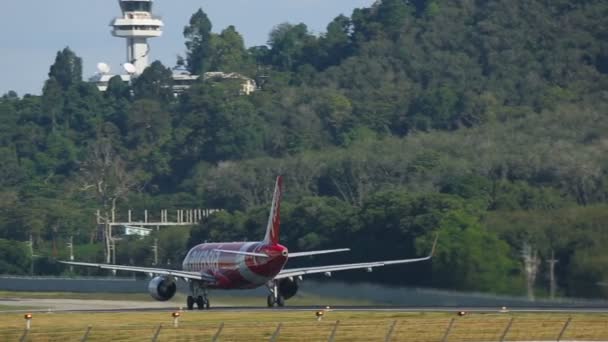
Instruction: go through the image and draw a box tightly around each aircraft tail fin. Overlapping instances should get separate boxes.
[263,176,283,245]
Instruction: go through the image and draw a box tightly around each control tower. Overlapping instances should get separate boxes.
[111,0,164,75]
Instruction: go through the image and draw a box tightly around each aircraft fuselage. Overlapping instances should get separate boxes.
[182,242,289,289]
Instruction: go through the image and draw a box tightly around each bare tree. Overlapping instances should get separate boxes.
[547,249,558,300]
[79,138,140,263]
[521,242,541,301]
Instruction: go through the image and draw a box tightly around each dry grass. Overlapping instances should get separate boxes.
[0,311,607,341]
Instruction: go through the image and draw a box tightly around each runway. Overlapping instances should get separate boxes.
[2,297,608,314]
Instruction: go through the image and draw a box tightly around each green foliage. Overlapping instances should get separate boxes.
[282,196,357,251]
[131,61,174,104]
[105,75,131,102]
[268,23,317,71]
[48,47,82,91]
[174,81,264,165]
[375,0,413,35]
[208,26,254,75]
[188,211,248,248]
[0,239,30,274]
[184,9,213,74]
[1,0,607,299]
[426,211,519,293]
[409,86,462,130]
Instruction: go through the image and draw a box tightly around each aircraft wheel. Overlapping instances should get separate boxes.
[187,296,194,310]
[277,295,285,307]
[204,297,211,310]
[196,296,205,310]
[267,295,275,307]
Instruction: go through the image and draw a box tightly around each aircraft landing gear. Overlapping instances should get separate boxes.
[267,281,285,307]
[187,296,194,310]
[188,282,210,310]
[196,295,210,310]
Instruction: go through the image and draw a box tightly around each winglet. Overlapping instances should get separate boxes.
[263,176,283,245]
[429,233,439,257]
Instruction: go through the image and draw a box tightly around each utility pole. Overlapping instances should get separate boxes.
[547,249,558,300]
[111,237,116,265]
[66,236,74,273]
[152,238,159,266]
[28,234,34,275]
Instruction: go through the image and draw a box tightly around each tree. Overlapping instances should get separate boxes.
[184,9,213,74]
[268,23,317,71]
[375,0,412,36]
[0,239,30,274]
[317,15,353,68]
[41,78,64,132]
[188,211,248,248]
[48,47,82,90]
[0,146,24,187]
[282,196,358,251]
[175,82,263,164]
[424,210,518,293]
[78,137,140,263]
[131,61,173,104]
[126,99,173,181]
[315,90,354,145]
[408,86,462,131]
[208,26,252,74]
[105,75,131,102]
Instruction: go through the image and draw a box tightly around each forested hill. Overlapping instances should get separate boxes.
[1,0,608,298]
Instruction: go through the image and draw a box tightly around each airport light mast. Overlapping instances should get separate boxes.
[111,0,164,75]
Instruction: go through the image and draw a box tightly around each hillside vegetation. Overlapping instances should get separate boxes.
[1,0,607,298]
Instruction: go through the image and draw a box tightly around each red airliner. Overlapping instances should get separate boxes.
[63,176,437,309]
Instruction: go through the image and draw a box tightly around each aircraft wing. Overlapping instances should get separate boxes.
[59,261,216,283]
[276,235,438,280]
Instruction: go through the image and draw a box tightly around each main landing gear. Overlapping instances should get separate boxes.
[187,282,210,310]
[267,281,285,307]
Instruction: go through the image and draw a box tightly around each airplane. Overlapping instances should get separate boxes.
[61,176,438,309]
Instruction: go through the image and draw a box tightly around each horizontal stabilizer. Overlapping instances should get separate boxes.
[214,249,269,258]
[289,248,350,258]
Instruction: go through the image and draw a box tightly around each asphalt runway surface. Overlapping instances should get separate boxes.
[2,297,608,314]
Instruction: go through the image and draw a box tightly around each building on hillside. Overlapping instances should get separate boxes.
[171,69,257,96]
[89,73,131,92]
[89,0,256,96]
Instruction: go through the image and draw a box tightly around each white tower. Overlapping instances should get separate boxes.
[111,0,164,75]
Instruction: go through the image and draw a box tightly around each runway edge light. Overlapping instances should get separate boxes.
[172,311,181,328]
[24,313,33,330]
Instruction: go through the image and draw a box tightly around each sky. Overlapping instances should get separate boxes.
[0,0,375,96]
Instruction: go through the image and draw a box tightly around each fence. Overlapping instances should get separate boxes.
[4,317,608,341]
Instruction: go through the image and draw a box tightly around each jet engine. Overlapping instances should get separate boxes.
[148,276,177,301]
[278,278,298,300]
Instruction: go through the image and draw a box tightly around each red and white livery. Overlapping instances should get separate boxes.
[63,176,437,309]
